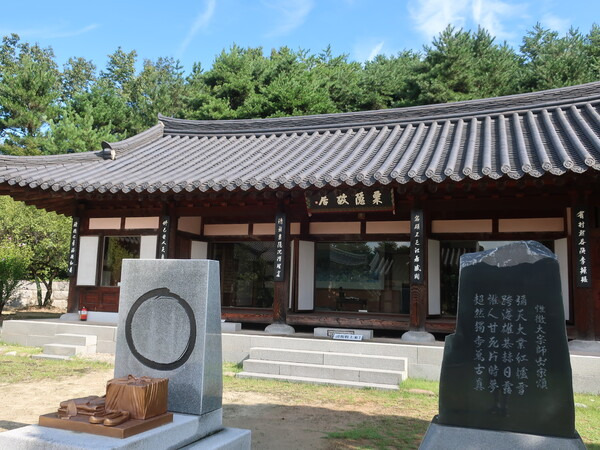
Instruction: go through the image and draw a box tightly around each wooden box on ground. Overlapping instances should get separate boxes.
[106,375,168,420]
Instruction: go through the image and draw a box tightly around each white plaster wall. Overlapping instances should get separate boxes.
[77,236,99,286]
[125,217,159,229]
[203,224,249,236]
[366,221,410,234]
[309,222,360,235]
[498,217,564,233]
[89,218,121,230]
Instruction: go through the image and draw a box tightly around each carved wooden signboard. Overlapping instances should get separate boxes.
[67,217,80,276]
[305,188,394,213]
[156,216,170,259]
[274,213,286,282]
[573,207,592,288]
[410,210,424,284]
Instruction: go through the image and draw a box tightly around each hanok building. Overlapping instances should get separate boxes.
[1,82,600,340]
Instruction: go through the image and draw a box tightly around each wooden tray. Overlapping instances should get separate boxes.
[39,412,173,439]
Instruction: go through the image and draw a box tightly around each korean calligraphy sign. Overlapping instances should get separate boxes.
[305,188,394,213]
[410,210,424,284]
[156,216,170,259]
[273,213,287,282]
[573,207,591,288]
[66,217,80,276]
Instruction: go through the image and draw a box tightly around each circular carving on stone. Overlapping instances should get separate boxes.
[125,288,196,371]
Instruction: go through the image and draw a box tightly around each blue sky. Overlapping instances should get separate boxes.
[1,0,598,73]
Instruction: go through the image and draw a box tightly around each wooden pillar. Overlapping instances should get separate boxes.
[272,200,290,324]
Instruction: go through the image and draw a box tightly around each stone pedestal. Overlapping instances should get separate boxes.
[0,411,251,449]
[420,417,585,450]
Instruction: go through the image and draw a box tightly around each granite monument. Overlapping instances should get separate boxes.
[0,258,251,449]
[420,241,585,449]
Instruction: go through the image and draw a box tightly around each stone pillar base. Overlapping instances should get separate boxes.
[264,323,295,335]
[401,330,435,343]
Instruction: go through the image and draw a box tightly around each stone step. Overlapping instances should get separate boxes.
[236,371,399,390]
[1,320,117,342]
[242,359,406,386]
[32,353,71,361]
[42,343,87,356]
[238,334,414,358]
[249,347,408,371]
[54,333,97,347]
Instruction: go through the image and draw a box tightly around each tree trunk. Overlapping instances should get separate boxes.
[42,277,54,307]
[34,274,43,307]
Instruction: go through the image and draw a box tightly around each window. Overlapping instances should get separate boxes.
[439,240,554,316]
[212,242,275,308]
[315,241,410,313]
[100,236,141,286]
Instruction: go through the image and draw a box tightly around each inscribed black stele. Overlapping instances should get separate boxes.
[437,241,576,438]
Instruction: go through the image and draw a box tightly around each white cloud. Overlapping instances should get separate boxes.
[353,39,386,63]
[409,0,527,41]
[540,13,570,34]
[367,41,385,61]
[262,0,314,37]
[1,24,99,39]
[473,0,527,40]
[177,0,216,58]
[409,0,470,39]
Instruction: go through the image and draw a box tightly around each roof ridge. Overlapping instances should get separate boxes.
[159,82,600,136]
[101,123,165,159]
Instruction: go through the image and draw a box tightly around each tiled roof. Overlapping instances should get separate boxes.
[1,82,600,195]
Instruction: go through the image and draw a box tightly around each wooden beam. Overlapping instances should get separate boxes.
[287,313,410,331]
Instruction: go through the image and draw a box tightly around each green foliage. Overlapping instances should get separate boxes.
[0,23,599,155]
[414,26,521,104]
[0,240,32,316]
[0,196,70,306]
[520,24,598,91]
[0,34,61,155]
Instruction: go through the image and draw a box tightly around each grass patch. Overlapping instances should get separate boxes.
[223,361,243,374]
[327,417,427,450]
[225,374,599,449]
[0,341,112,384]
[575,393,600,445]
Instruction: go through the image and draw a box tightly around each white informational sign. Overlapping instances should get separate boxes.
[332,334,363,341]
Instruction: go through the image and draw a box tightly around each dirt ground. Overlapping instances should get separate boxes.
[0,366,376,449]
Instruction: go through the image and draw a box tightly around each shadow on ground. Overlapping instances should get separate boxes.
[0,420,28,431]
[223,402,431,450]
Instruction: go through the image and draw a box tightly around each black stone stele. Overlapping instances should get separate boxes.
[438,241,576,438]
